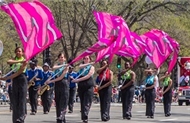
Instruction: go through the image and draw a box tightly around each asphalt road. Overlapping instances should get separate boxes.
[0,102,189,123]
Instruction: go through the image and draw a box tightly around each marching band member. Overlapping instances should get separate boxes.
[144,68,156,119]
[1,47,28,123]
[119,61,135,120]
[40,63,54,114]
[159,72,173,117]
[96,59,113,122]
[27,59,43,115]
[45,53,69,123]
[66,63,78,113]
[72,56,95,123]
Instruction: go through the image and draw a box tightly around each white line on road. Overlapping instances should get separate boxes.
[159,118,177,121]
[136,111,145,113]
[53,114,79,117]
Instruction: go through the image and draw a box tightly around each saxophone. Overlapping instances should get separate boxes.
[38,73,53,96]
[38,84,50,96]
[28,72,38,89]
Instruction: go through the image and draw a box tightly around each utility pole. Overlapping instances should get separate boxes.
[117,56,122,85]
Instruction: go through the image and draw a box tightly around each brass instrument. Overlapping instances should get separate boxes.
[38,84,50,96]
[38,72,54,96]
[27,72,38,89]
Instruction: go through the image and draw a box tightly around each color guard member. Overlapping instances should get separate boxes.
[159,72,173,117]
[45,53,69,123]
[119,61,135,120]
[1,47,28,123]
[72,56,95,123]
[97,59,113,121]
[144,68,156,119]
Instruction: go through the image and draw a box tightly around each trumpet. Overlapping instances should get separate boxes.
[28,72,38,89]
[38,84,50,96]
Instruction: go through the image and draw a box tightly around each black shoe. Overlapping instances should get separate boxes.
[83,119,88,123]
[126,116,131,120]
[165,113,171,117]
[44,111,48,114]
[150,116,154,119]
[57,119,66,123]
[102,119,109,122]
[68,110,73,113]
[30,112,36,115]
[147,116,150,118]
[16,120,22,123]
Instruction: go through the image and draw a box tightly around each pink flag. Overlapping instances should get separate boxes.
[93,11,119,45]
[116,31,146,58]
[130,32,147,54]
[96,19,133,63]
[141,34,169,68]
[0,1,62,60]
[168,50,178,73]
[142,29,179,69]
[71,11,122,64]
[70,36,116,64]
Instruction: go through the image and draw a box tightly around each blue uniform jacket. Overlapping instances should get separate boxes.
[66,71,78,88]
[41,71,54,87]
[27,68,44,87]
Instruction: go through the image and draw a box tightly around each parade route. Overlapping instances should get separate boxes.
[0,102,189,123]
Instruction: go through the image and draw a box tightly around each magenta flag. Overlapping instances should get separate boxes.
[0,1,62,60]
[71,11,123,64]
[96,19,133,63]
[116,31,146,59]
[93,11,119,45]
[142,29,179,69]
[141,34,169,68]
[130,32,147,54]
[70,36,117,64]
[167,50,178,73]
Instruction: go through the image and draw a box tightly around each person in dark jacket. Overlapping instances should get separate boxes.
[40,63,54,114]
[27,59,43,115]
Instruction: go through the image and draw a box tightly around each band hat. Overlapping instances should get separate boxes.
[29,60,36,65]
[43,62,50,68]
[29,59,38,65]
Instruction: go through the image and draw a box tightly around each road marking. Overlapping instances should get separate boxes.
[136,111,145,113]
[53,114,79,118]
[159,118,177,121]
